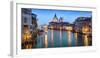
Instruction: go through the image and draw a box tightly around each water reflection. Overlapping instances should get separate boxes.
[35,29,91,48]
[44,33,48,48]
[51,29,54,47]
[67,31,71,46]
[83,35,89,46]
[60,28,62,46]
[44,25,48,48]
[74,33,78,46]
[25,44,32,49]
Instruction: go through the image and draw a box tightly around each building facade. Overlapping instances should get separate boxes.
[74,17,92,33]
[21,8,38,49]
[21,8,37,32]
[48,14,72,30]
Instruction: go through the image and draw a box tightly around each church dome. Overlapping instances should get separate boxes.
[59,17,64,22]
[52,14,58,22]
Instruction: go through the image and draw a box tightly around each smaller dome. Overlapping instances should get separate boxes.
[59,17,64,22]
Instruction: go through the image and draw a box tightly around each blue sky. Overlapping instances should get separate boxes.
[32,9,92,26]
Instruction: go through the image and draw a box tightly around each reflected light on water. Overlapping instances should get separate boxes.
[44,25,48,48]
[25,44,32,49]
[84,35,89,46]
[68,31,71,46]
[51,30,54,47]
[60,27,62,46]
[44,34,48,48]
[74,33,78,46]
[82,26,89,46]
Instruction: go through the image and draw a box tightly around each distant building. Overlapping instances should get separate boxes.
[52,14,59,22]
[48,14,72,30]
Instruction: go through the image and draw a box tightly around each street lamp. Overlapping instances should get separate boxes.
[82,26,90,34]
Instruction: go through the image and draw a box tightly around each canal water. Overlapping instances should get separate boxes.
[35,29,92,48]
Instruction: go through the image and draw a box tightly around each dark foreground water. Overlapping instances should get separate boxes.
[35,29,92,48]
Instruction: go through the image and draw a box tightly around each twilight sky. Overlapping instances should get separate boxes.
[32,9,92,26]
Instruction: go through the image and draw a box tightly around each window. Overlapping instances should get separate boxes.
[30,25,33,30]
[24,17,27,23]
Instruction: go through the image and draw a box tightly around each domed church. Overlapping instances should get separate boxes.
[52,14,59,22]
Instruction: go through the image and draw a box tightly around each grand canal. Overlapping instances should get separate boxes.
[35,29,92,48]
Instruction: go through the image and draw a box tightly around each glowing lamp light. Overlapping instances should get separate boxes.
[82,26,89,34]
[66,26,73,31]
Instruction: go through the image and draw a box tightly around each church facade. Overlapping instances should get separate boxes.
[48,14,72,30]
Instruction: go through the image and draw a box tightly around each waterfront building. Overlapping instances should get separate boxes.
[49,14,72,30]
[73,17,92,33]
[21,8,37,32]
[52,14,59,22]
[21,8,32,31]
[21,8,38,49]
